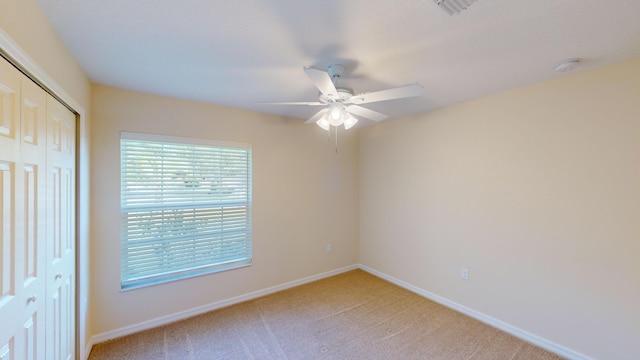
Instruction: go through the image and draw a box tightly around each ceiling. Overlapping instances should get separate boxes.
[36,0,640,125]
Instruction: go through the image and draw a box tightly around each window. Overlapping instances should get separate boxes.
[120,132,252,290]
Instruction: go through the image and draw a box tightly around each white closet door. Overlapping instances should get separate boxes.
[0,51,24,360]
[45,95,75,360]
[0,56,76,360]
[20,74,48,360]
[0,57,48,360]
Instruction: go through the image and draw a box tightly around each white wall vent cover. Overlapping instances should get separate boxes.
[433,0,478,15]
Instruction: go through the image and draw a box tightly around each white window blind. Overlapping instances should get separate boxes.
[120,132,252,290]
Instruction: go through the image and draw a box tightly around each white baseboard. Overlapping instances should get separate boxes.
[87,264,358,353]
[87,263,591,360]
[358,264,593,360]
[82,341,94,360]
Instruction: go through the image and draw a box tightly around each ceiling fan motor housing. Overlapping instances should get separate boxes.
[337,86,353,101]
[320,85,353,103]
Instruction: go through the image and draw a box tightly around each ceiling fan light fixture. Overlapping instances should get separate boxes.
[327,103,346,126]
[329,103,343,120]
[330,108,342,121]
[343,114,358,130]
[316,117,330,131]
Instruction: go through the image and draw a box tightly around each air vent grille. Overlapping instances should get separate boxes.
[434,0,478,15]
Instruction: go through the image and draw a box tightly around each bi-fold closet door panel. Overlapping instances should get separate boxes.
[45,94,76,360]
[0,57,75,360]
[0,55,46,360]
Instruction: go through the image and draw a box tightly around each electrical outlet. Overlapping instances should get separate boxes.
[326,244,332,253]
[460,268,469,280]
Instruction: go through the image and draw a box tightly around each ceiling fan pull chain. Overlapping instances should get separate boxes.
[335,126,339,154]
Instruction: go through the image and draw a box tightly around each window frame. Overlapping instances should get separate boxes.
[119,131,252,291]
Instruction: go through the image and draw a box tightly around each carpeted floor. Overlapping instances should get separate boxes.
[89,269,564,359]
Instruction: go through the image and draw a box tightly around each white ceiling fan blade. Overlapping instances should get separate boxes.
[256,101,324,106]
[304,66,339,100]
[350,84,424,104]
[304,109,328,124]
[345,105,388,122]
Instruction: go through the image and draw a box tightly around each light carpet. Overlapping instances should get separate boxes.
[89,269,564,359]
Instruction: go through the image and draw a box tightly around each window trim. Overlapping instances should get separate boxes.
[119,131,252,291]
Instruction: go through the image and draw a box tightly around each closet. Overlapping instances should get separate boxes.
[0,55,76,360]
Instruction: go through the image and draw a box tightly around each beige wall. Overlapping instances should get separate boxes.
[89,85,359,335]
[0,0,90,106]
[1,0,92,357]
[359,57,640,359]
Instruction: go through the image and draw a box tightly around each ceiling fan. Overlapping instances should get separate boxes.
[260,64,424,130]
